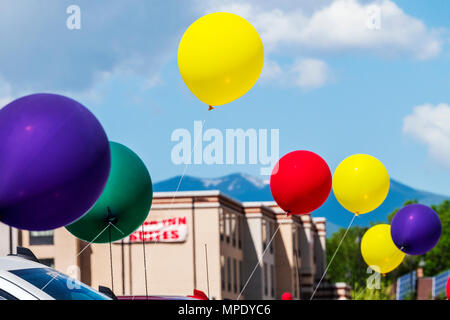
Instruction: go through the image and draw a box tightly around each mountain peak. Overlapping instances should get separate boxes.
[154,173,449,231]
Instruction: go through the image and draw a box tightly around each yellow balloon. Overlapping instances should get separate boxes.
[178,12,264,108]
[361,224,405,274]
[332,154,389,214]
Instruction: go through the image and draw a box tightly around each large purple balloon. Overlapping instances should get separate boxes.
[0,94,111,230]
[391,204,442,255]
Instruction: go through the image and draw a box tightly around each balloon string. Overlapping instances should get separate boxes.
[127,120,207,300]
[204,244,210,299]
[40,223,111,291]
[128,120,207,301]
[109,222,125,235]
[108,226,115,293]
[168,119,207,209]
[141,224,149,300]
[310,213,357,300]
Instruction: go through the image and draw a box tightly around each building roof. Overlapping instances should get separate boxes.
[154,190,239,206]
[242,202,277,219]
[153,191,326,227]
[154,190,222,197]
[153,190,244,214]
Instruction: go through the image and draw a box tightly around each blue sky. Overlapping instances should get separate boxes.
[1,0,450,196]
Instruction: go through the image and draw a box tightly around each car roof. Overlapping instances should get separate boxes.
[0,256,47,271]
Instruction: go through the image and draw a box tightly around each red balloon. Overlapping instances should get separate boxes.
[270,150,332,215]
[281,292,293,300]
[447,275,450,300]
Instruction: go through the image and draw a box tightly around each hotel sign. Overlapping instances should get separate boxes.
[127,216,188,243]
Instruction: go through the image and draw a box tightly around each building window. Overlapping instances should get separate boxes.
[29,230,54,245]
[225,213,230,244]
[269,222,274,254]
[233,259,237,293]
[293,227,300,257]
[231,214,236,248]
[40,258,55,268]
[264,263,268,296]
[262,220,267,250]
[239,260,244,291]
[293,271,297,298]
[220,211,224,242]
[270,265,275,297]
[238,216,242,249]
[221,256,225,290]
[292,229,296,252]
[227,258,231,292]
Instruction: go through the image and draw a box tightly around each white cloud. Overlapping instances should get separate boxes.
[259,59,283,83]
[0,1,443,96]
[197,0,443,91]
[291,59,331,89]
[259,58,331,89]
[200,0,442,60]
[144,74,164,89]
[0,1,194,95]
[403,104,450,167]
[199,0,332,16]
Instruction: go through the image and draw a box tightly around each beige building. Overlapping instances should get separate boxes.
[262,203,327,299]
[242,202,277,300]
[0,223,18,257]
[16,190,344,300]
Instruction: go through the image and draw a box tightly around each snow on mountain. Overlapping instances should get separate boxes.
[153,173,449,236]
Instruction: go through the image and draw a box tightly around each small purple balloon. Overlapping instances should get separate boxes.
[0,93,111,231]
[391,204,442,255]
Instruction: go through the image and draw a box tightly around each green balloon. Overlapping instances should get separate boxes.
[66,142,152,243]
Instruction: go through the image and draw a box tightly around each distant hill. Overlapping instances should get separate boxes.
[154,173,449,236]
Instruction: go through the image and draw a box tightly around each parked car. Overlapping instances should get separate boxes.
[0,247,111,300]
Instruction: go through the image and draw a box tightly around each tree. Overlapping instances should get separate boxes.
[387,199,450,277]
[326,226,368,288]
[352,279,394,300]
[387,199,418,222]
[326,199,449,299]
[327,200,450,300]
[386,199,420,279]
[423,200,450,276]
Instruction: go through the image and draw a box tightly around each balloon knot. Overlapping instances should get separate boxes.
[108,216,118,225]
[106,207,118,224]
[208,105,215,111]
